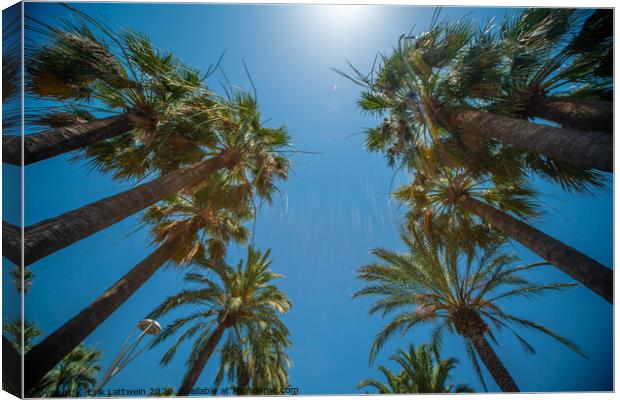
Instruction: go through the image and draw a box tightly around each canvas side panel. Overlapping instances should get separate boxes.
[2,1,23,398]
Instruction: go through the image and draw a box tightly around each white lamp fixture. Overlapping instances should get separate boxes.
[93,318,162,395]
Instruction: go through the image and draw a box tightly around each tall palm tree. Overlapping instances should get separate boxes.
[24,175,253,393]
[215,327,292,394]
[4,8,210,166]
[354,230,586,392]
[147,247,291,396]
[394,166,612,303]
[5,90,291,267]
[357,343,472,393]
[343,13,612,172]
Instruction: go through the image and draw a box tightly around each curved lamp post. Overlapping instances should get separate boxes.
[94,319,161,395]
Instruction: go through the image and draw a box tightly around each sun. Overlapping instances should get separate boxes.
[313,5,374,34]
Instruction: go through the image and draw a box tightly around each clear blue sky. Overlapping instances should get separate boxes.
[3,2,612,394]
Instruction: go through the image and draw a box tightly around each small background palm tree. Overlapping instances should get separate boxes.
[148,247,292,396]
[4,319,102,397]
[215,325,292,393]
[358,343,472,393]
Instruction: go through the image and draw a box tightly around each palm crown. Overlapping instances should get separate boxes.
[354,229,585,389]
[5,319,43,354]
[142,173,253,263]
[357,343,472,393]
[488,10,612,115]
[148,247,291,372]
[33,344,102,397]
[393,164,538,253]
[215,325,292,391]
[27,10,217,178]
[213,91,291,204]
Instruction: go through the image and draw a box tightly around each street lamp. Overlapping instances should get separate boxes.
[93,319,161,395]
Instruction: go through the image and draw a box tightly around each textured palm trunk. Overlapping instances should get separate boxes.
[24,239,180,394]
[3,114,133,166]
[177,324,226,396]
[23,150,237,266]
[462,196,613,304]
[436,107,612,172]
[2,221,21,267]
[470,334,519,392]
[2,134,22,165]
[3,335,22,398]
[528,95,613,134]
[237,369,251,395]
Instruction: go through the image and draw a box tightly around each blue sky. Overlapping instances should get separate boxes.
[3,2,613,394]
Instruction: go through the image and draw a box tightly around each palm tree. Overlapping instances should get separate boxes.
[443,9,612,134]
[357,343,472,393]
[4,8,209,166]
[11,265,34,294]
[147,247,291,396]
[2,11,22,184]
[344,13,612,172]
[4,319,39,394]
[2,221,21,268]
[215,327,292,394]
[32,344,102,398]
[491,9,613,133]
[5,319,43,354]
[567,10,612,80]
[2,13,20,103]
[394,166,612,304]
[3,320,102,397]
[24,175,253,393]
[5,90,291,267]
[2,334,21,397]
[354,230,586,392]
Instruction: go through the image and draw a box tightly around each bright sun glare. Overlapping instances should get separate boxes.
[315,5,374,33]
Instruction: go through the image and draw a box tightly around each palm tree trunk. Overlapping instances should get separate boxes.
[24,239,180,394]
[177,324,226,396]
[462,196,613,304]
[3,335,22,398]
[436,107,612,172]
[237,369,251,394]
[528,95,612,134]
[3,220,21,266]
[2,135,21,165]
[470,334,519,392]
[22,150,238,266]
[3,114,133,166]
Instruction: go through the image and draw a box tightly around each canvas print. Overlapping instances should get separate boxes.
[1,2,614,398]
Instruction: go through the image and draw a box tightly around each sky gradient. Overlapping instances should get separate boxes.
[3,2,613,394]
